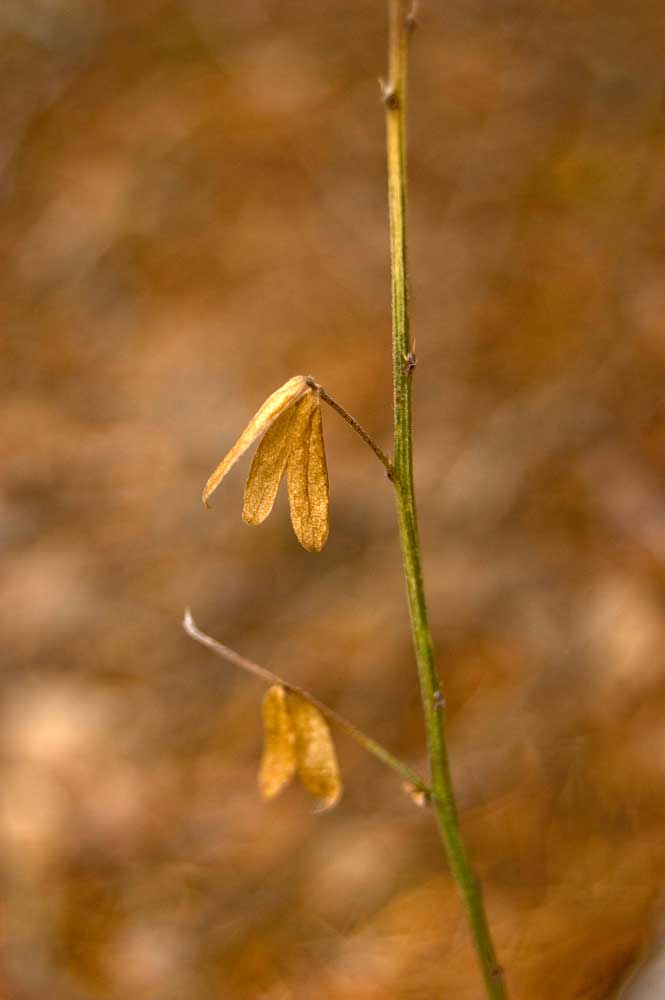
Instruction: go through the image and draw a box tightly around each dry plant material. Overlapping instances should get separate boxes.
[194,6,506,990]
[202,375,308,505]
[203,376,329,552]
[285,393,329,552]
[243,406,298,526]
[258,685,297,800]
[287,692,342,810]
[258,685,342,810]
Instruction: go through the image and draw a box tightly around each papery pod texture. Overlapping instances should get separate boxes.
[242,405,298,525]
[287,693,342,810]
[203,375,309,507]
[258,685,297,801]
[286,394,329,552]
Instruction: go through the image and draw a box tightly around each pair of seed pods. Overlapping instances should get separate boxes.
[202,375,329,552]
[203,377,341,807]
[259,685,342,811]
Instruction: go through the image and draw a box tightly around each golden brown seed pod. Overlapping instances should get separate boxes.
[202,375,309,508]
[258,685,297,801]
[242,406,297,525]
[286,394,330,552]
[287,693,342,810]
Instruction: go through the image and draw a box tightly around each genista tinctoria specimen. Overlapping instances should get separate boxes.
[202,376,329,552]
[259,685,342,810]
[191,6,507,988]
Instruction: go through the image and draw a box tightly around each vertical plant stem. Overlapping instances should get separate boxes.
[384,3,507,997]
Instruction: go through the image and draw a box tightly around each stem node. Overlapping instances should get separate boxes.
[379,78,399,108]
[406,0,418,32]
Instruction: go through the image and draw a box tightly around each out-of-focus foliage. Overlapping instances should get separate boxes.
[2,1,665,997]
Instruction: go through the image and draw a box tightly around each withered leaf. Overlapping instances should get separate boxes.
[202,375,309,507]
[258,685,297,801]
[242,405,296,525]
[287,693,342,810]
[287,394,330,552]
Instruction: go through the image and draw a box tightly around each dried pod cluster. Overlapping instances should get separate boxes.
[202,376,329,552]
[259,685,342,811]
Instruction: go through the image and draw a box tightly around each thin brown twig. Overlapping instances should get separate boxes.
[183,609,430,799]
[306,377,394,478]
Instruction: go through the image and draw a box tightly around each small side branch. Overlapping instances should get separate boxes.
[306,377,394,479]
[183,609,430,800]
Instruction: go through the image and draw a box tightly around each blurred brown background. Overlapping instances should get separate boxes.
[2,1,665,997]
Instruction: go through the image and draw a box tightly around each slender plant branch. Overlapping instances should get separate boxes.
[383,3,507,996]
[183,609,431,799]
[306,376,394,478]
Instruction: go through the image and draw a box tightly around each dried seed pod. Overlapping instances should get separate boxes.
[203,375,309,507]
[242,405,297,525]
[286,394,330,552]
[202,374,331,550]
[287,693,342,810]
[258,685,297,801]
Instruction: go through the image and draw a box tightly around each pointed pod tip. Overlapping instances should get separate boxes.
[298,532,329,554]
[259,780,287,803]
[311,787,343,813]
[241,509,262,526]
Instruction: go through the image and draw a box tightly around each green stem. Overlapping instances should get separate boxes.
[384,3,507,996]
